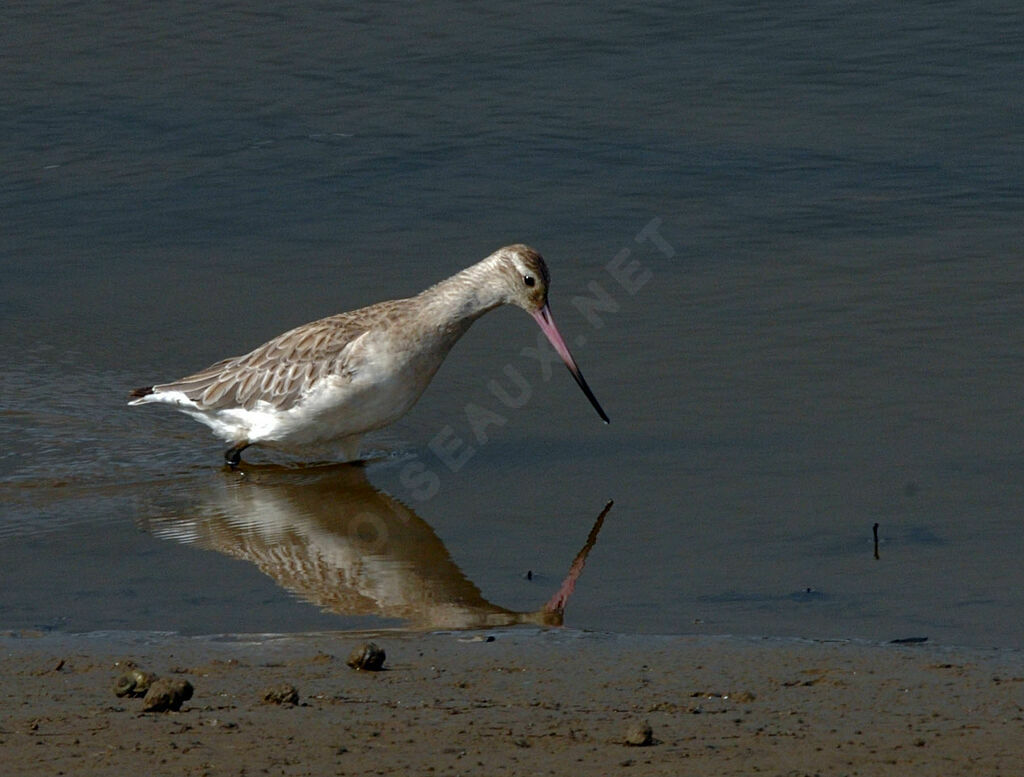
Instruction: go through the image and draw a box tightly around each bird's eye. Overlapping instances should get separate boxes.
[523,275,535,287]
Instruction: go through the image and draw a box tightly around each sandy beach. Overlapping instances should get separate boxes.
[3,628,1021,776]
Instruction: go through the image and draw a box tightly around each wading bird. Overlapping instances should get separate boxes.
[129,245,608,464]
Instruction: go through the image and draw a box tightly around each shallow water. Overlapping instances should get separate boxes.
[2,2,1023,647]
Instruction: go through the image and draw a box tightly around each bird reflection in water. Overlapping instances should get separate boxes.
[144,464,611,630]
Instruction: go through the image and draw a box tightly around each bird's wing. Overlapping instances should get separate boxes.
[152,313,371,411]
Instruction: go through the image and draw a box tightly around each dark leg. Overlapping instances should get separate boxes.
[225,443,250,466]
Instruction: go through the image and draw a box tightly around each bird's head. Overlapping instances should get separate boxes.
[493,244,551,313]
[492,244,609,424]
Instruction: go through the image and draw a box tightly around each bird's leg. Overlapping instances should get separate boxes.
[224,442,250,467]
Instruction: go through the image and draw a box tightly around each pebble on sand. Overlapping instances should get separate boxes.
[262,684,300,705]
[624,720,653,746]
[142,677,194,712]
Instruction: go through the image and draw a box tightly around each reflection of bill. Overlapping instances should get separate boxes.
[144,464,611,630]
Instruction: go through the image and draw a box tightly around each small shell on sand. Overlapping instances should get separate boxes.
[347,642,386,671]
[113,669,158,698]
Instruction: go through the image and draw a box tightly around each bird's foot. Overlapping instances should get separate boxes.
[224,443,249,467]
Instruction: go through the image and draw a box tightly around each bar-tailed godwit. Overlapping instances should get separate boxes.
[129,245,608,464]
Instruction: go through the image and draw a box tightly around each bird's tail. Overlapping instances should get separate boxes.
[128,385,154,400]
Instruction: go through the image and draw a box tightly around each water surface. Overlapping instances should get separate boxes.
[2,1,1023,646]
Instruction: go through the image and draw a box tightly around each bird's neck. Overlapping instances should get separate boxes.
[414,257,506,337]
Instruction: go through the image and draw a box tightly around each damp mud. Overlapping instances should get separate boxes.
[2,629,1021,776]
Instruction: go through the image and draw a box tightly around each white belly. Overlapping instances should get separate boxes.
[179,347,440,451]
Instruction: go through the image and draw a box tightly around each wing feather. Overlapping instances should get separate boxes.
[150,312,373,411]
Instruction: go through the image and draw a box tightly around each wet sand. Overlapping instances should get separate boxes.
[2,628,1021,775]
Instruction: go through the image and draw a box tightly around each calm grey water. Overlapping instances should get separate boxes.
[2,2,1023,647]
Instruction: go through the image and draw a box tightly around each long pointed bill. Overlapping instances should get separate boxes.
[532,303,610,423]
